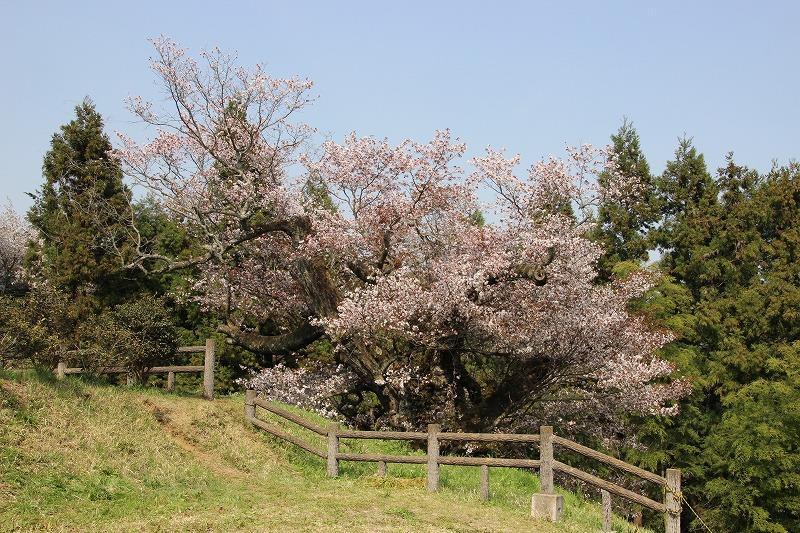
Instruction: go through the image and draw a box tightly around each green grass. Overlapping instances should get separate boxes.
[0,369,648,532]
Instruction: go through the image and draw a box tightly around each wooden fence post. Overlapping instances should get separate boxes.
[665,468,681,533]
[480,464,490,501]
[166,371,175,391]
[126,372,134,386]
[326,423,339,477]
[378,461,387,477]
[540,425,554,494]
[602,489,612,531]
[56,362,66,380]
[245,389,256,420]
[427,423,440,492]
[203,338,215,400]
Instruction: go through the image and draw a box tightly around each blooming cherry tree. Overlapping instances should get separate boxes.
[114,38,687,433]
[0,204,33,293]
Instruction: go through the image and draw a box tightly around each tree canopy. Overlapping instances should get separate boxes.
[107,38,687,434]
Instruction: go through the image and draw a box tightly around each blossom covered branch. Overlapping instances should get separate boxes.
[111,38,689,434]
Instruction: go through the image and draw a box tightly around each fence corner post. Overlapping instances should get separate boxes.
[56,361,66,380]
[203,338,215,400]
[531,425,563,522]
[480,464,490,501]
[245,389,256,421]
[326,422,339,477]
[665,468,681,533]
[601,489,612,531]
[427,423,440,492]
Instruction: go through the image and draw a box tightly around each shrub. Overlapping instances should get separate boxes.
[79,295,178,381]
[0,286,71,368]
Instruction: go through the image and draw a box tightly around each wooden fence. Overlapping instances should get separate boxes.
[54,339,216,399]
[245,391,681,532]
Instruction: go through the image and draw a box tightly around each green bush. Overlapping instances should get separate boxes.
[0,287,69,368]
[79,295,178,381]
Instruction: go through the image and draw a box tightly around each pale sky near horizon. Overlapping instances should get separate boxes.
[1,1,798,212]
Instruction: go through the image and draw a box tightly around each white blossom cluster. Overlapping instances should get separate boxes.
[112,39,689,433]
[0,204,33,292]
[241,362,358,420]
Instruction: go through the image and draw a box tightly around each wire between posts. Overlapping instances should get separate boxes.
[665,484,715,533]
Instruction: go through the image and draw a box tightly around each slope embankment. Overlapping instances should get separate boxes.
[0,370,641,532]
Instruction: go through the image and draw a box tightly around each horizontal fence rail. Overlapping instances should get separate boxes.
[554,461,665,513]
[177,346,208,353]
[439,456,541,468]
[440,431,541,443]
[244,391,681,531]
[553,435,667,486]
[54,339,216,399]
[61,365,205,375]
[336,452,428,464]
[253,398,326,435]
[249,416,326,457]
[337,429,428,440]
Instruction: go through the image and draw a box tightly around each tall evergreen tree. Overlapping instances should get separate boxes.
[698,161,800,532]
[635,150,800,532]
[591,119,658,281]
[653,137,720,297]
[27,99,134,324]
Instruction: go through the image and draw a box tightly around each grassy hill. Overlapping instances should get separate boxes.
[0,370,646,532]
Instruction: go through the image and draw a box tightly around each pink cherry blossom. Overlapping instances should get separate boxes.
[113,38,688,434]
[0,204,33,293]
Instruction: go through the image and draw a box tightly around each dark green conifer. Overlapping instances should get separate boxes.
[638,151,800,532]
[27,98,134,320]
[592,119,658,281]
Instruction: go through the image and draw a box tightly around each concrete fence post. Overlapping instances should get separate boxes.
[539,425,554,493]
[665,468,681,533]
[427,423,440,492]
[245,389,256,421]
[327,423,340,477]
[166,371,175,391]
[203,338,215,400]
[480,464,490,501]
[602,489,612,531]
[531,425,563,522]
[56,362,66,380]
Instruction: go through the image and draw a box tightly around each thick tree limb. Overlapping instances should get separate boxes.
[217,321,323,356]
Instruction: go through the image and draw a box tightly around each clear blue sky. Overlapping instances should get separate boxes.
[2,1,798,211]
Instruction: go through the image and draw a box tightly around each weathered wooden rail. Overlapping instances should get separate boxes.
[245,391,681,531]
[54,339,216,399]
